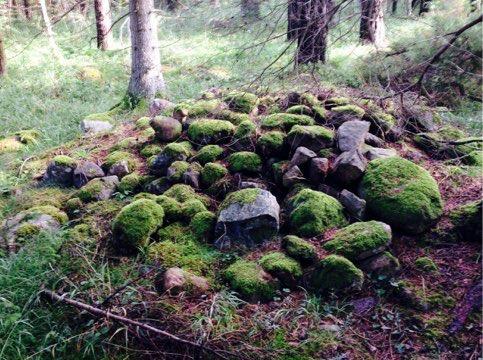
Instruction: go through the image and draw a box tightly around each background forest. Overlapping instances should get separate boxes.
[0,0,481,359]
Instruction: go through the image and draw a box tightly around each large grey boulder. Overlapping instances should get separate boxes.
[150,116,182,142]
[339,189,366,220]
[331,149,367,185]
[43,160,75,187]
[337,120,370,152]
[215,189,280,250]
[73,161,105,188]
[283,165,304,188]
[80,119,113,135]
[290,146,316,167]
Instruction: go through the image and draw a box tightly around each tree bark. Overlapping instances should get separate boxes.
[391,0,398,14]
[94,0,114,50]
[0,33,6,76]
[165,0,180,11]
[419,0,431,14]
[39,0,63,60]
[359,0,385,47]
[127,0,165,102]
[295,0,333,64]
[241,0,260,19]
[287,0,299,40]
[23,0,32,20]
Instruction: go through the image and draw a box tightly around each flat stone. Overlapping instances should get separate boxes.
[337,120,370,152]
[149,98,175,116]
[160,267,209,295]
[309,157,329,183]
[290,146,317,167]
[215,189,280,250]
[73,161,104,188]
[283,165,304,188]
[339,189,366,219]
[80,119,113,135]
[364,133,385,148]
[364,147,397,160]
[108,160,130,178]
[331,149,367,185]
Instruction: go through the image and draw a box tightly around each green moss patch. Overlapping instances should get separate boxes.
[187,119,235,144]
[259,252,302,287]
[53,155,76,167]
[201,162,228,187]
[225,260,277,301]
[214,109,251,125]
[118,173,141,193]
[224,91,259,113]
[219,188,261,211]
[162,141,193,158]
[414,256,439,273]
[359,157,443,234]
[112,199,164,252]
[140,144,162,158]
[282,235,317,264]
[312,255,364,293]
[234,120,257,139]
[261,113,314,131]
[190,211,216,241]
[174,99,221,118]
[104,151,138,171]
[289,189,347,237]
[26,205,69,224]
[163,184,210,207]
[227,152,262,173]
[155,195,182,222]
[167,161,190,182]
[323,221,391,261]
[258,131,285,155]
[331,104,365,118]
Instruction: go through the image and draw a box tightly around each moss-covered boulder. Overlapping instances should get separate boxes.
[214,109,251,125]
[150,141,193,176]
[285,125,333,152]
[449,200,482,242]
[323,221,392,262]
[187,119,235,144]
[257,131,286,157]
[201,162,228,187]
[104,151,138,174]
[286,105,313,116]
[414,256,439,273]
[190,211,217,241]
[76,176,119,202]
[312,255,364,293]
[150,116,182,142]
[140,144,162,158]
[359,251,400,277]
[193,144,224,165]
[331,104,365,119]
[259,252,302,288]
[282,235,317,264]
[224,91,259,113]
[43,155,77,186]
[288,189,347,237]
[163,184,210,207]
[227,151,262,174]
[173,99,221,119]
[118,172,142,193]
[215,188,280,250]
[166,161,190,182]
[359,157,443,234]
[261,113,314,131]
[112,199,164,252]
[224,260,278,301]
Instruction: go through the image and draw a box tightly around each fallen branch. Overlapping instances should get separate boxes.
[40,289,229,359]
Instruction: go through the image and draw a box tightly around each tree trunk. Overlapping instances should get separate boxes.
[0,33,6,76]
[165,0,180,11]
[94,0,114,50]
[391,0,398,14]
[127,0,165,102]
[287,0,299,40]
[241,0,260,19]
[23,0,32,20]
[295,0,333,65]
[39,0,63,60]
[359,0,385,47]
[419,0,430,14]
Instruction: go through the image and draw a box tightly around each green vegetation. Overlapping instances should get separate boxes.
[190,211,217,241]
[52,154,76,167]
[259,252,302,284]
[224,91,259,113]
[201,162,228,187]
[414,256,439,273]
[118,172,141,193]
[227,151,262,173]
[163,184,210,206]
[234,119,257,139]
[167,160,190,181]
[289,189,347,237]
[261,113,314,131]
[193,144,224,164]
[312,255,364,293]
[219,188,261,210]
[104,150,137,170]
[112,199,164,251]
[323,221,391,261]
[282,235,317,264]
[187,119,235,143]
[360,157,443,234]
[331,104,365,118]
[258,131,286,155]
[224,260,277,301]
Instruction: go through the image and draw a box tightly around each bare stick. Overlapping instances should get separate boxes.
[40,289,229,359]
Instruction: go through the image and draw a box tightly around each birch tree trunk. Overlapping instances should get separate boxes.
[0,33,6,76]
[39,0,63,59]
[127,0,165,102]
[94,0,114,50]
[359,0,385,47]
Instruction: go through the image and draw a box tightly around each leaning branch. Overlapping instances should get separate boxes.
[40,289,228,359]
[382,14,483,99]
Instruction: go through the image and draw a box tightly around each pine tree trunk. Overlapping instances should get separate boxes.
[295,0,332,64]
[359,0,385,47]
[127,0,165,102]
[0,33,6,76]
[241,0,260,19]
[94,0,114,50]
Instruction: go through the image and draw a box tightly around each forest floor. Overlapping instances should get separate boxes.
[0,3,482,360]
